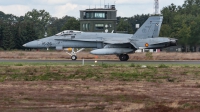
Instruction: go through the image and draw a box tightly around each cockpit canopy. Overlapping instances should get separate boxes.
[55,30,82,36]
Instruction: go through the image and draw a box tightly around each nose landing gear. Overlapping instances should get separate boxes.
[65,48,85,61]
[71,55,77,60]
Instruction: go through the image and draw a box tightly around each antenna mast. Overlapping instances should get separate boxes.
[100,0,101,8]
[154,0,159,14]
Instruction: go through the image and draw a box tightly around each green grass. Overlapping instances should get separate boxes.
[67,67,103,80]
[0,76,6,82]
[158,64,169,68]
[111,69,157,81]
[14,63,23,66]
[0,61,200,67]
[0,62,199,82]
[129,63,136,67]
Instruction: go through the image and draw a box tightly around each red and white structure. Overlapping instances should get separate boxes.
[154,0,159,14]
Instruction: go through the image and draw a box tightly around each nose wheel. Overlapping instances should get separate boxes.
[71,55,77,61]
[119,54,129,61]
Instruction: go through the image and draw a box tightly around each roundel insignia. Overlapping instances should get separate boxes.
[145,43,149,47]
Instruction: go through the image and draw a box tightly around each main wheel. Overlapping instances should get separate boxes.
[71,55,77,61]
[126,54,129,60]
[119,54,129,61]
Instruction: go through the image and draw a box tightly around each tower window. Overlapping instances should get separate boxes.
[84,12,106,19]
[95,24,104,30]
[82,24,85,30]
[94,12,105,19]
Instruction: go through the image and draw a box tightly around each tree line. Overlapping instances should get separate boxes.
[0,9,79,50]
[0,0,199,51]
[160,0,200,51]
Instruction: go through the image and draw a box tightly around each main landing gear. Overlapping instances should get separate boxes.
[118,54,129,61]
[65,48,85,61]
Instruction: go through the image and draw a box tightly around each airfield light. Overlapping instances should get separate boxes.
[82,58,85,66]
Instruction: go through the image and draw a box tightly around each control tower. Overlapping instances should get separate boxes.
[80,5,117,32]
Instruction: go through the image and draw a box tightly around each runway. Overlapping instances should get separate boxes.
[0,59,200,65]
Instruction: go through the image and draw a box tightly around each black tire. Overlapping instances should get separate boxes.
[125,54,129,61]
[119,54,129,61]
[71,55,77,60]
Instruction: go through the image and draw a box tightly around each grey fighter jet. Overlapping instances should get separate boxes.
[23,16,177,61]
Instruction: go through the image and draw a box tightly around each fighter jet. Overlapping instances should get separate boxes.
[23,16,177,61]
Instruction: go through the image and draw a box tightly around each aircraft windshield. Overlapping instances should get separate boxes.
[55,30,82,36]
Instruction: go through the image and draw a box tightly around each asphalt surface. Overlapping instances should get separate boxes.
[0,59,200,65]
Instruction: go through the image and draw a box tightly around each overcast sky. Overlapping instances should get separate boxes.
[0,0,184,18]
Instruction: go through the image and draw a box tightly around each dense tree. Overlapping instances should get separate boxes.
[116,18,131,33]
[0,11,19,23]
[159,24,171,37]
[117,14,149,34]
[189,15,200,46]
[1,24,15,50]
[129,14,149,34]
[24,9,51,39]
[61,17,80,31]
[46,16,76,36]
[14,22,37,49]
[0,10,80,50]
[159,0,200,51]
[0,20,3,45]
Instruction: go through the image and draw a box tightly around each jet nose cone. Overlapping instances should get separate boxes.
[23,44,26,47]
[23,41,38,48]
